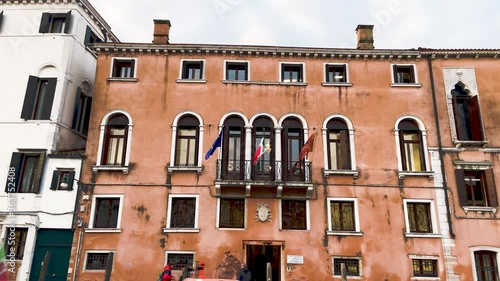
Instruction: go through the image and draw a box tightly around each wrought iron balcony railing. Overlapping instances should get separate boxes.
[216,159,311,183]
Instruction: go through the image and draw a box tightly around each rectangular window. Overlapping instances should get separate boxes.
[175,128,197,166]
[330,201,355,231]
[50,170,75,191]
[4,152,45,194]
[181,60,204,79]
[71,87,92,136]
[412,259,438,277]
[84,26,102,47]
[166,252,195,271]
[333,258,361,277]
[218,199,245,228]
[91,197,121,229]
[85,252,110,271]
[393,65,416,84]
[167,196,198,230]
[281,200,307,230]
[455,169,498,208]
[111,58,136,78]
[21,76,57,120]
[4,228,28,260]
[225,62,248,81]
[39,12,71,34]
[474,251,499,281]
[325,64,347,83]
[281,63,304,83]
[406,202,432,233]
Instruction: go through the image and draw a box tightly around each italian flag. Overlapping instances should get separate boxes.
[253,138,265,165]
[0,244,7,281]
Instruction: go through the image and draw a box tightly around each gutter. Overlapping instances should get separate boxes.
[427,55,456,239]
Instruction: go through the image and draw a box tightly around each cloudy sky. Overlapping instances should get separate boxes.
[89,0,499,49]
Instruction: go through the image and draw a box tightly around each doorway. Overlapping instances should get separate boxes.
[29,229,73,281]
[246,245,281,281]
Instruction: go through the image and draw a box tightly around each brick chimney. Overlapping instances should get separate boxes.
[355,25,374,50]
[153,19,171,44]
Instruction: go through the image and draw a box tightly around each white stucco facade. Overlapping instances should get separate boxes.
[0,1,117,280]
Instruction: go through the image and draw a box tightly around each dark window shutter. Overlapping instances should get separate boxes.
[39,13,51,33]
[67,171,75,191]
[468,95,483,141]
[393,65,398,82]
[50,170,61,190]
[410,66,416,83]
[484,169,498,207]
[5,152,22,193]
[340,130,350,169]
[325,65,330,82]
[63,11,71,34]
[244,62,249,80]
[84,26,92,46]
[0,11,4,30]
[32,153,46,193]
[130,59,136,78]
[399,131,407,171]
[452,97,466,140]
[182,61,187,78]
[82,96,92,136]
[39,78,57,120]
[21,76,39,120]
[198,61,203,79]
[72,88,82,130]
[455,169,467,206]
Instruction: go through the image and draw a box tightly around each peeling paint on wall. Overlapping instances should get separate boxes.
[215,252,241,279]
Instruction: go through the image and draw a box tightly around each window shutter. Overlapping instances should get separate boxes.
[21,76,39,120]
[0,11,4,29]
[130,59,136,78]
[72,88,82,130]
[50,171,61,190]
[484,169,498,207]
[32,153,46,193]
[39,78,57,120]
[244,62,249,80]
[467,95,483,141]
[198,61,203,79]
[84,26,92,46]
[452,97,467,140]
[392,65,398,82]
[63,11,71,34]
[182,61,187,79]
[455,169,467,206]
[340,130,351,170]
[410,66,416,83]
[39,13,51,33]
[67,171,75,191]
[399,132,407,171]
[82,96,92,136]
[5,152,22,193]
[325,65,330,82]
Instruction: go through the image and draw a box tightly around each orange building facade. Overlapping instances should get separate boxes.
[68,22,500,281]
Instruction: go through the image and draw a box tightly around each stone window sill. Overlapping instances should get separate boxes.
[390,83,422,88]
[453,140,488,147]
[463,206,497,214]
[176,79,207,83]
[323,169,359,179]
[167,166,203,174]
[333,275,362,280]
[92,165,129,174]
[84,228,122,233]
[398,171,434,179]
[163,228,200,233]
[107,77,138,82]
[411,277,440,281]
[405,233,442,238]
[327,231,363,236]
[322,82,353,87]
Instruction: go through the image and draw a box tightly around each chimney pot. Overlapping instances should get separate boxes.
[153,19,171,44]
[355,24,374,50]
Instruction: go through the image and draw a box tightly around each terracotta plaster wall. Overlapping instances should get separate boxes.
[77,52,446,280]
[430,57,500,281]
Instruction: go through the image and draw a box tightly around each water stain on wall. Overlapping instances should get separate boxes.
[215,252,241,279]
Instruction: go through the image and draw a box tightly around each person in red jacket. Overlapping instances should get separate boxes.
[161,264,174,281]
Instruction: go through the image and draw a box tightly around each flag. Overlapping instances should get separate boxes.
[204,131,223,160]
[253,137,270,165]
[299,132,316,160]
[0,244,7,281]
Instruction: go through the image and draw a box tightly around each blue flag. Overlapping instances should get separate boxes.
[205,131,223,160]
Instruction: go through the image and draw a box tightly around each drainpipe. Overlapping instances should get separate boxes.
[427,54,456,239]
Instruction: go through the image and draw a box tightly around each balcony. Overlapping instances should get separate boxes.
[216,159,311,183]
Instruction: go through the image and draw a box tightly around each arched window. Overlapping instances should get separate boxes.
[222,116,245,180]
[175,115,200,166]
[282,117,304,181]
[252,117,274,180]
[452,83,484,141]
[473,250,499,281]
[326,119,351,170]
[102,114,129,166]
[398,119,425,172]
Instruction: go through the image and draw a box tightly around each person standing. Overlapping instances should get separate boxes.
[237,263,252,281]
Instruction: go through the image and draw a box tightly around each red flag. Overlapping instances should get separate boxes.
[299,132,316,160]
[253,138,265,165]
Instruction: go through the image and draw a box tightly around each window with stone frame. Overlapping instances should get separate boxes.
[168,196,198,229]
[406,202,432,233]
[181,60,204,80]
[225,61,248,81]
[85,252,110,271]
[166,253,195,271]
[398,119,425,172]
[175,115,200,167]
[281,63,304,83]
[451,82,484,141]
[218,198,245,228]
[474,251,499,281]
[281,200,307,230]
[101,114,129,166]
[330,200,356,232]
[393,65,416,84]
[455,169,498,208]
[333,257,361,277]
[4,152,45,194]
[326,119,351,170]
[412,259,438,277]
[92,197,121,229]
[3,228,28,260]
[325,64,347,83]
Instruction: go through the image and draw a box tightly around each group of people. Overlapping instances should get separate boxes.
[159,262,252,281]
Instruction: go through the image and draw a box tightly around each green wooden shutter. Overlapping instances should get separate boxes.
[455,169,467,206]
[39,78,57,120]
[82,96,92,136]
[21,76,39,120]
[32,153,46,193]
[67,171,75,191]
[63,11,72,34]
[71,88,82,130]
[84,26,92,46]
[39,13,51,33]
[50,171,61,190]
[5,152,22,193]
[484,169,498,207]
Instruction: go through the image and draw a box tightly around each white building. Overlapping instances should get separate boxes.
[0,1,117,280]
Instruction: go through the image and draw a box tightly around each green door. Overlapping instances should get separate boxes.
[29,229,73,281]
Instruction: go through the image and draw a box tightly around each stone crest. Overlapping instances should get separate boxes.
[255,203,272,222]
